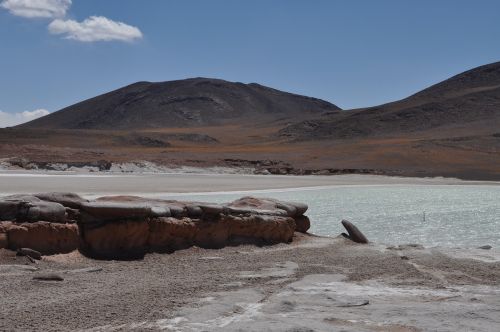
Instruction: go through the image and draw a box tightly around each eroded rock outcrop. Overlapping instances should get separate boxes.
[341,219,369,244]
[6,222,79,254]
[0,195,67,223]
[0,193,311,259]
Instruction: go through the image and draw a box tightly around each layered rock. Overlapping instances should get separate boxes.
[0,193,311,259]
[1,221,79,254]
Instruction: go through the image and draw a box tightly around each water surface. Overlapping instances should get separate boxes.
[163,185,500,248]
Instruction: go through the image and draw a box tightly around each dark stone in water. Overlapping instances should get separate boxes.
[478,245,492,250]
[341,220,368,244]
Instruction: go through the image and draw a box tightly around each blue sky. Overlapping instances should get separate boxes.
[1,0,500,126]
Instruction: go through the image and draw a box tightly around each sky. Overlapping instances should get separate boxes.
[1,0,500,127]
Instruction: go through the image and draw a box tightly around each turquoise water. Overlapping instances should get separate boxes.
[162,185,500,248]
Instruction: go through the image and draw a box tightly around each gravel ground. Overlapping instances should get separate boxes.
[1,234,499,331]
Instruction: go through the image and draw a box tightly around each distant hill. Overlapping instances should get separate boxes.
[3,62,500,180]
[19,78,340,130]
[279,61,500,140]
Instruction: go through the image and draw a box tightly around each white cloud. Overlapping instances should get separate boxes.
[0,0,71,18]
[0,109,50,128]
[48,16,143,42]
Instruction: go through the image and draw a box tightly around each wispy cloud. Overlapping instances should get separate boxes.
[48,16,143,42]
[1,0,143,43]
[0,109,50,127]
[0,0,71,18]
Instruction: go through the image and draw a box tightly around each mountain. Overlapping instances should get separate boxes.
[279,61,500,140]
[19,78,340,130]
[3,62,500,180]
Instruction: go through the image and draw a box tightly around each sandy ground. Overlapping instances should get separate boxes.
[1,234,499,331]
[0,172,497,196]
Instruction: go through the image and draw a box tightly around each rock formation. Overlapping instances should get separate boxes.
[0,193,310,259]
[341,219,369,244]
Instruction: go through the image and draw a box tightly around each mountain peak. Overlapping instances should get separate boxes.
[19,78,340,130]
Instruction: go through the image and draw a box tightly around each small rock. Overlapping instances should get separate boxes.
[33,274,64,281]
[16,248,42,260]
[199,256,223,261]
[400,255,410,260]
[341,220,368,244]
[337,300,370,307]
[65,267,103,274]
[478,245,492,250]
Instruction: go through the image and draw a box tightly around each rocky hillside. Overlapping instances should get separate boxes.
[280,61,500,140]
[19,78,340,130]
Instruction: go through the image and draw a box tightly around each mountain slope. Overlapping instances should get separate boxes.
[19,78,340,130]
[280,61,500,140]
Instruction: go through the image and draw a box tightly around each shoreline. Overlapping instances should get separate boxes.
[1,234,499,331]
[0,171,499,196]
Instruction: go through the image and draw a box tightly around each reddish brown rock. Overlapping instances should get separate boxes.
[0,232,7,249]
[148,218,197,251]
[294,215,311,233]
[194,220,231,248]
[80,220,150,259]
[1,193,311,259]
[6,221,79,254]
[223,214,295,244]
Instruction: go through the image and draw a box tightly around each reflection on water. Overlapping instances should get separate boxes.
[162,185,500,248]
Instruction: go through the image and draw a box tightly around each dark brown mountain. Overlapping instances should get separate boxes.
[19,78,340,130]
[2,62,499,180]
[279,61,500,140]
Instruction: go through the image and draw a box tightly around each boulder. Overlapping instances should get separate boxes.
[341,220,368,244]
[79,202,170,223]
[227,197,308,217]
[0,201,19,221]
[21,201,67,223]
[7,222,79,254]
[0,196,67,223]
[186,205,203,218]
[16,248,42,260]
[198,204,224,216]
[34,192,88,209]
[294,215,311,233]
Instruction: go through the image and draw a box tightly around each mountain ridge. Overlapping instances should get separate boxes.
[279,61,500,140]
[3,61,500,180]
[19,77,341,130]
